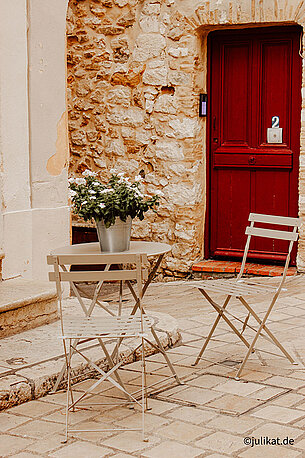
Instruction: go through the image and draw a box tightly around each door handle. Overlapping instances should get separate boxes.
[249,156,256,165]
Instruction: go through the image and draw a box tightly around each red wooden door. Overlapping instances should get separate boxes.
[208,26,302,263]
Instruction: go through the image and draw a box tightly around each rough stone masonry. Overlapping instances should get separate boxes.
[66,0,305,276]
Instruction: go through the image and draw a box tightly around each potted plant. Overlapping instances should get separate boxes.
[68,170,162,252]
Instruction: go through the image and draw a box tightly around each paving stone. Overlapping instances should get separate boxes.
[297,387,305,395]
[205,394,261,415]
[206,414,262,434]
[8,399,62,418]
[251,405,305,423]
[111,454,134,458]
[239,370,274,382]
[115,412,170,431]
[12,454,41,458]
[249,422,303,440]
[0,434,34,456]
[195,431,244,454]
[9,418,63,439]
[50,441,112,457]
[67,419,115,441]
[155,420,206,443]
[294,438,305,450]
[248,386,286,401]
[264,375,305,390]
[291,401,305,411]
[146,398,177,415]
[206,455,230,458]
[166,406,217,425]
[289,370,305,380]
[186,374,226,389]
[292,416,305,428]
[167,386,223,405]
[25,433,68,454]
[213,379,263,396]
[43,407,98,425]
[92,406,136,423]
[141,440,202,458]
[40,391,69,406]
[271,392,305,407]
[101,430,159,453]
[153,364,197,378]
[239,445,301,457]
[0,412,30,431]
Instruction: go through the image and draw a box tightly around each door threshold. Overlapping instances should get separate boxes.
[192,259,297,278]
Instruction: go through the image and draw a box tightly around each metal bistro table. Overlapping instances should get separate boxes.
[50,240,177,392]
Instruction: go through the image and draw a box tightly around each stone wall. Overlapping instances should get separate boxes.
[67,0,305,275]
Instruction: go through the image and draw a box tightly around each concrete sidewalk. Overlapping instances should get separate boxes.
[1,276,305,456]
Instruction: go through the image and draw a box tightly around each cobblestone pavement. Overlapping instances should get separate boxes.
[1,275,305,457]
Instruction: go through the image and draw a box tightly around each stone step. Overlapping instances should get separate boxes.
[0,278,58,338]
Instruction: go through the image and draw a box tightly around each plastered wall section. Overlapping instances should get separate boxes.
[67,0,305,274]
[0,0,70,280]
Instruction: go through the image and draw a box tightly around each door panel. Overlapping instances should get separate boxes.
[223,44,250,145]
[260,41,291,146]
[208,26,301,264]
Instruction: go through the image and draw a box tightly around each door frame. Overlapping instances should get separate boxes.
[204,25,302,263]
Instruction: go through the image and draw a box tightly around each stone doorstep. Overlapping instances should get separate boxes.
[0,278,58,338]
[0,301,181,411]
[192,260,297,277]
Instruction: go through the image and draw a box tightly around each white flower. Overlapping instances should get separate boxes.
[155,190,164,197]
[117,172,125,177]
[82,169,97,177]
[99,203,106,209]
[69,190,77,198]
[90,196,96,200]
[88,190,96,194]
[82,200,88,205]
[68,177,76,184]
[135,189,144,198]
[118,176,130,184]
[75,178,86,185]
[101,188,114,194]
[134,175,143,182]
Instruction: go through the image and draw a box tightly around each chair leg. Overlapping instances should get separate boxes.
[208,300,253,349]
[193,294,232,366]
[141,336,147,441]
[238,297,296,364]
[97,338,133,404]
[63,339,72,443]
[150,327,182,384]
[52,337,81,393]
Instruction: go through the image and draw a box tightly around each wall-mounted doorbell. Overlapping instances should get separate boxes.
[199,94,207,117]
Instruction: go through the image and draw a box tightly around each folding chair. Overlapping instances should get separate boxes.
[48,252,153,442]
[192,213,301,379]
[48,252,181,441]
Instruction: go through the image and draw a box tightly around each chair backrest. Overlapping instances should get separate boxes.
[47,252,147,322]
[238,213,301,285]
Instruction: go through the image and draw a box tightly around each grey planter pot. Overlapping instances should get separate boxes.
[95,216,132,252]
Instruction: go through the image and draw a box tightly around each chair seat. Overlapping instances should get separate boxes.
[190,279,279,297]
[62,314,154,339]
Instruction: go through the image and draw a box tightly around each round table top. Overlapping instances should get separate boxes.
[51,241,172,258]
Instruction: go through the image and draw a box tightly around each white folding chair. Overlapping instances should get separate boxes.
[192,213,301,379]
[48,252,152,442]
